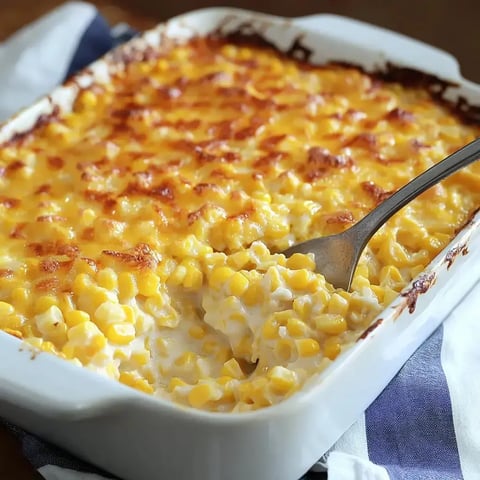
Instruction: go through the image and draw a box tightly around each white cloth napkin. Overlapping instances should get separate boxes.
[0,3,479,480]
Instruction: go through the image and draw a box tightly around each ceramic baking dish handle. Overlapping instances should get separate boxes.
[293,14,461,82]
[0,332,134,419]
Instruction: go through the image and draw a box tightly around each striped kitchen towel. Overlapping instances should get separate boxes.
[321,279,480,480]
[0,2,479,479]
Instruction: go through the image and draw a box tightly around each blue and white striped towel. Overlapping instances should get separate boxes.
[1,2,479,479]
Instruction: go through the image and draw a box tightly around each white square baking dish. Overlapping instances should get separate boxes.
[0,8,479,480]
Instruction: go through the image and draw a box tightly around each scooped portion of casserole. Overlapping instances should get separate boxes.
[0,37,478,412]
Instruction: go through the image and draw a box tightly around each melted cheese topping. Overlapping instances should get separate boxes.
[0,37,479,412]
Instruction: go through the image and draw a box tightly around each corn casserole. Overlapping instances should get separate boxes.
[0,37,479,412]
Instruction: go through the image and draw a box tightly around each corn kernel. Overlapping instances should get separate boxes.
[351,274,371,291]
[157,59,169,71]
[209,266,235,290]
[227,272,249,296]
[168,265,187,286]
[175,351,197,368]
[121,305,136,324]
[287,269,311,290]
[201,339,217,355]
[311,289,331,310]
[268,366,296,393]
[188,325,206,340]
[215,348,231,364]
[91,336,108,355]
[81,208,96,224]
[106,363,119,380]
[65,310,90,327]
[227,251,251,269]
[94,301,127,332]
[106,323,135,345]
[138,63,151,74]
[0,313,22,330]
[168,377,187,392]
[78,286,116,313]
[118,272,138,299]
[356,264,369,278]
[78,90,97,109]
[233,335,252,358]
[410,264,425,279]
[155,309,179,329]
[238,47,253,60]
[35,306,67,344]
[0,301,14,316]
[156,337,170,356]
[45,121,69,138]
[67,320,103,342]
[238,377,271,407]
[182,264,203,289]
[384,286,400,305]
[203,252,227,270]
[216,375,233,386]
[287,317,307,337]
[114,349,129,361]
[76,258,97,275]
[251,241,270,261]
[131,350,150,366]
[265,219,290,239]
[58,293,74,313]
[327,293,349,316]
[379,265,404,288]
[172,47,189,61]
[307,275,326,293]
[292,297,311,318]
[188,383,221,408]
[144,294,164,316]
[11,287,30,310]
[286,253,315,271]
[41,341,58,354]
[221,44,238,58]
[73,273,92,294]
[272,310,293,325]
[267,267,283,291]
[62,343,76,359]
[324,337,341,360]
[170,235,213,258]
[119,372,154,394]
[314,313,347,335]
[243,284,262,306]
[296,338,320,357]
[221,358,244,379]
[34,295,58,314]
[97,268,118,291]
[143,368,155,386]
[262,316,278,339]
[22,325,35,337]
[370,285,384,302]
[137,271,160,297]
[275,338,295,362]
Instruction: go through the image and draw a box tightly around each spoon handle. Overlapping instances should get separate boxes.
[352,137,480,247]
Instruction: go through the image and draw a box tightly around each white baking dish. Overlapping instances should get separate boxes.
[0,8,479,480]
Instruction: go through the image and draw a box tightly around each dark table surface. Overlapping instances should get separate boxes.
[0,0,478,478]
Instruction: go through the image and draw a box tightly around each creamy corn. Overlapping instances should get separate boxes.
[0,37,479,412]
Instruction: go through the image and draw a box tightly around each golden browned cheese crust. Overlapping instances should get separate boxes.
[0,37,479,411]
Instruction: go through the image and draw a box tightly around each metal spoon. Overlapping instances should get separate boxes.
[282,138,480,291]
